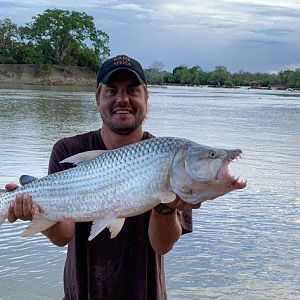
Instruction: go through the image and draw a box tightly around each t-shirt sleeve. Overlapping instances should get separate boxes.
[48,140,73,175]
[177,208,193,234]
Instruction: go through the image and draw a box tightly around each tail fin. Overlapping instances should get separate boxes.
[0,189,7,225]
[0,215,6,225]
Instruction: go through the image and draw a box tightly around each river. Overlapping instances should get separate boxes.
[0,86,299,299]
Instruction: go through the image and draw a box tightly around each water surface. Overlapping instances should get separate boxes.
[0,86,299,299]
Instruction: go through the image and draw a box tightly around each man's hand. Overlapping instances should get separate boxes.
[166,197,201,211]
[5,182,74,247]
[5,183,39,223]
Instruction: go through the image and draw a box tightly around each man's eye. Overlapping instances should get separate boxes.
[106,89,116,95]
[128,88,139,95]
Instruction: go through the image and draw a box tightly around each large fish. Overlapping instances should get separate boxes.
[0,137,246,240]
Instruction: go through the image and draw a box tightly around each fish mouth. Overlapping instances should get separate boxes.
[216,149,246,189]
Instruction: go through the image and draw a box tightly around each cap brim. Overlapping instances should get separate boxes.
[101,67,144,85]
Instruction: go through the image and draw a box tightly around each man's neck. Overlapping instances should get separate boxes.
[100,126,144,150]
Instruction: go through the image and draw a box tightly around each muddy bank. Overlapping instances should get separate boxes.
[0,64,96,86]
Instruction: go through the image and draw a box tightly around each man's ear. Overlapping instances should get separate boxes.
[95,84,102,107]
[95,94,100,107]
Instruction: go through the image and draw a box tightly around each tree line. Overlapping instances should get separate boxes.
[144,65,300,89]
[1,10,299,88]
[0,9,110,71]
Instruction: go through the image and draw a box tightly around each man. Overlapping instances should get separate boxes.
[6,55,200,299]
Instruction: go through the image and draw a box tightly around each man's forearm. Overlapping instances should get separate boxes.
[148,209,182,255]
[43,221,74,247]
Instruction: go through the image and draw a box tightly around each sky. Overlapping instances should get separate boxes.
[0,0,300,73]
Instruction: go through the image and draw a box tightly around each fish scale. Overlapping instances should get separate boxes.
[0,137,246,240]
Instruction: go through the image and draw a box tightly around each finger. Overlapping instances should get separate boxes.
[168,199,190,211]
[5,183,19,192]
[179,204,190,211]
[175,200,190,211]
[31,204,40,218]
[7,203,17,223]
[14,193,25,220]
[23,194,33,220]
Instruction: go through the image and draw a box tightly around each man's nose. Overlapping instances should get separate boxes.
[116,90,129,102]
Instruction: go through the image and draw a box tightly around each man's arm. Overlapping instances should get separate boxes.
[148,209,182,255]
[42,221,74,247]
[6,183,74,247]
[148,198,200,255]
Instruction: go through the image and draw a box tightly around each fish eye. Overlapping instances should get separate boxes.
[209,151,217,159]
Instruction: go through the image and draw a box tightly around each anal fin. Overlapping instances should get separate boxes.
[21,212,57,237]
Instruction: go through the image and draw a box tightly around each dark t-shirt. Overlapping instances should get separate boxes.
[48,129,193,300]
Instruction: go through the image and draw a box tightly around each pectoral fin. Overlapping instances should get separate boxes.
[108,218,126,238]
[60,150,106,165]
[21,212,57,237]
[153,192,176,203]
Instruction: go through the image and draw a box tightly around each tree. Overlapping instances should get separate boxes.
[208,65,232,86]
[145,61,165,84]
[189,65,206,85]
[0,18,20,63]
[287,69,300,88]
[21,9,109,68]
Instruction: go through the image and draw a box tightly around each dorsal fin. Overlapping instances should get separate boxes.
[19,175,38,185]
[59,150,106,166]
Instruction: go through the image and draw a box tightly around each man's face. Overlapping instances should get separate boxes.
[96,70,148,135]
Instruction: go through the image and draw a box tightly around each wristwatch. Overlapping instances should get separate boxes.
[154,203,175,215]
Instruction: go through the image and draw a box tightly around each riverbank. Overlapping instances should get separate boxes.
[0,64,96,86]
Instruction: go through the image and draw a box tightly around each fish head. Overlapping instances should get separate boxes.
[170,143,246,204]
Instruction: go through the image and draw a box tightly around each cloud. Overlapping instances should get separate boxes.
[238,39,287,47]
[0,0,299,72]
[112,3,154,13]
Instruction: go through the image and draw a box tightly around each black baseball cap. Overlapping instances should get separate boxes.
[96,55,147,86]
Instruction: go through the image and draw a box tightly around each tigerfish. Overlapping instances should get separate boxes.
[0,137,246,240]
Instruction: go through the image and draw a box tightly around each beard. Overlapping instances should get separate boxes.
[100,108,147,135]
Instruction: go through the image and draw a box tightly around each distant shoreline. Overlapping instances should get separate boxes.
[148,84,300,92]
[0,64,299,92]
[0,64,96,86]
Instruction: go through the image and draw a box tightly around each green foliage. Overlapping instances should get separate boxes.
[145,63,300,89]
[0,10,109,69]
[21,9,109,67]
[208,66,232,86]
[0,18,21,63]
[144,61,166,84]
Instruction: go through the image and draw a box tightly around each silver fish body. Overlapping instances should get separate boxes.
[0,137,246,240]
